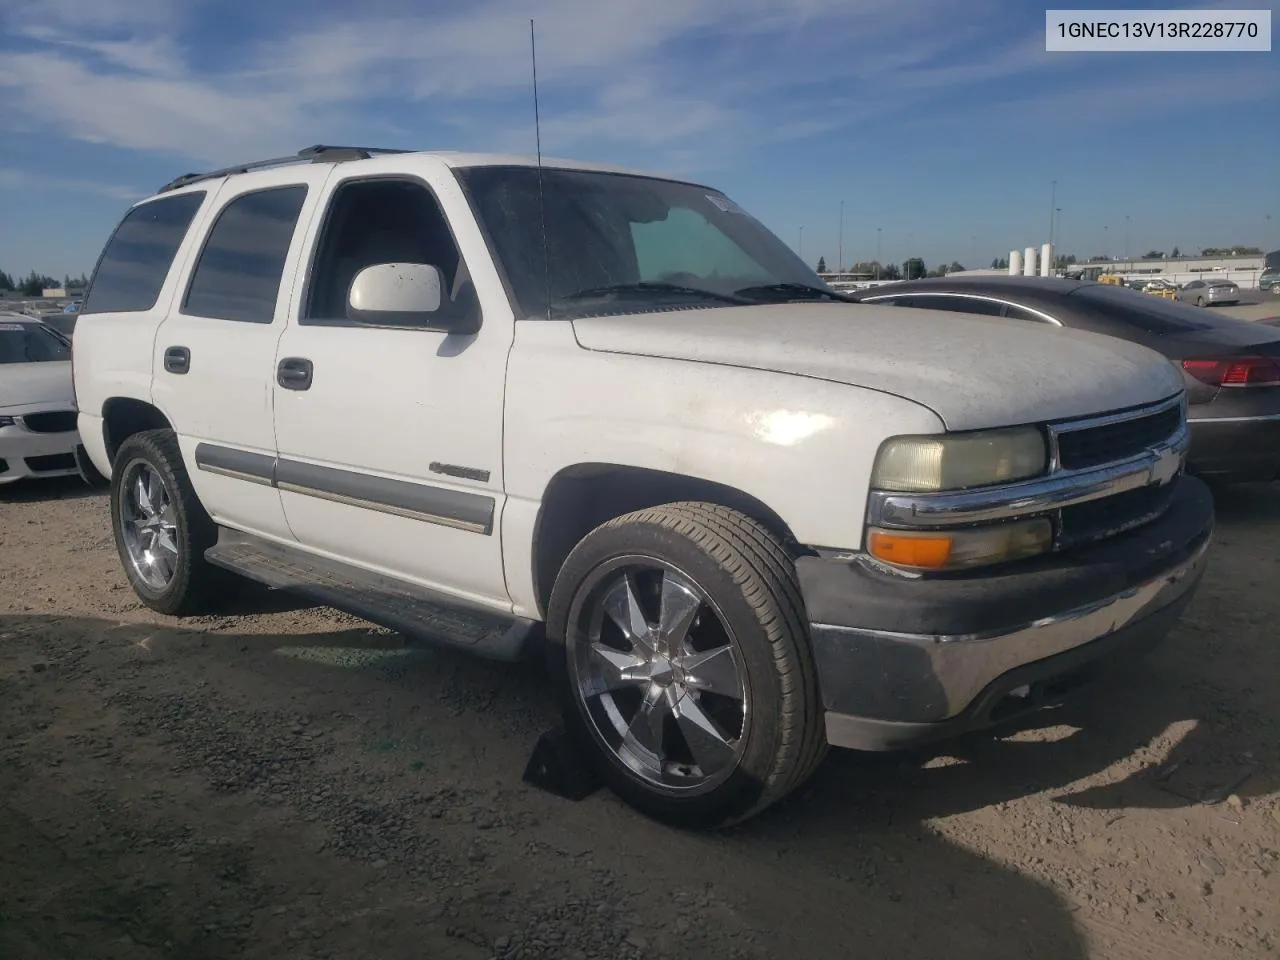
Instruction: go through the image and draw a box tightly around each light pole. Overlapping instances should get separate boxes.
[876,226,882,279]
[1055,208,1062,265]
[838,200,844,274]
[1124,214,1131,269]
[1049,180,1057,246]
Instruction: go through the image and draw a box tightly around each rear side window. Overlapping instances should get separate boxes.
[1004,305,1055,323]
[184,185,308,324]
[1071,283,1235,334]
[80,192,206,315]
[907,294,1004,317]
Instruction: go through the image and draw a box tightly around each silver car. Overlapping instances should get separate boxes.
[1178,278,1240,307]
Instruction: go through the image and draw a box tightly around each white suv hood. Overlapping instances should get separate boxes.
[572,303,1183,431]
[0,361,75,409]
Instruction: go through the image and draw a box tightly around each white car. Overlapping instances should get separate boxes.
[72,145,1213,827]
[0,315,82,484]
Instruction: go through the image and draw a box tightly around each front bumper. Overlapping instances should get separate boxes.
[797,475,1214,751]
[0,423,82,484]
[1188,414,1280,483]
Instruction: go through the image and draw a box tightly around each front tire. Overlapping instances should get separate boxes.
[110,429,225,616]
[546,502,827,828]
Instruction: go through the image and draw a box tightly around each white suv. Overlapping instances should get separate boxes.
[73,145,1214,827]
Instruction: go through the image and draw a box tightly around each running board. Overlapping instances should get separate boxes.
[205,528,536,661]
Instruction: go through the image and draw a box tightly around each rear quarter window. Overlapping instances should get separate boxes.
[1070,284,1238,334]
[80,192,206,315]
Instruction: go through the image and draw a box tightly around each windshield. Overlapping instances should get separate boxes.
[0,321,71,364]
[457,165,830,319]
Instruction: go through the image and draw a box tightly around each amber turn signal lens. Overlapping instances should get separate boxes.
[867,530,953,569]
[867,518,1053,572]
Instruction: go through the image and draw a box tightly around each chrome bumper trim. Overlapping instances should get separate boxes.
[868,423,1189,529]
[815,530,1210,729]
[1188,413,1280,424]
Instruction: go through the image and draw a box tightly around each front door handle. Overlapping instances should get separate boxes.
[163,346,190,374]
[277,357,314,391]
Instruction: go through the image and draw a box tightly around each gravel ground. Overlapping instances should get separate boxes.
[1,477,1277,960]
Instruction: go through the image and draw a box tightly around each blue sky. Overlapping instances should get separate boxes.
[1,0,1277,279]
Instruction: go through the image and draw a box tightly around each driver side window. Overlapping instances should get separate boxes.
[302,178,477,327]
[630,207,770,284]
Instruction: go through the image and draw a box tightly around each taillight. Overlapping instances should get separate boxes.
[1182,356,1280,387]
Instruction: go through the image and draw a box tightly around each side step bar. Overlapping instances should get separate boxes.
[205,528,537,661]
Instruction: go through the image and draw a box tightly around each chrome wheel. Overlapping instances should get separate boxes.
[571,561,749,795]
[119,460,180,591]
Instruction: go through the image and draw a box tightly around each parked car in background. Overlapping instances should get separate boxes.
[0,314,83,485]
[848,276,1280,484]
[1259,271,1280,295]
[1177,278,1240,307]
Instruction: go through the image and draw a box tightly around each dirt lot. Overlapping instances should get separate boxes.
[2,478,1277,960]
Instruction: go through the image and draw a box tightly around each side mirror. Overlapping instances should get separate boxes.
[347,262,445,327]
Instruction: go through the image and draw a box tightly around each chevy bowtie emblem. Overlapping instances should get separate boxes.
[1149,448,1180,487]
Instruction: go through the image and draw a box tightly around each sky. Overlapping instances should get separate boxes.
[1,0,1277,280]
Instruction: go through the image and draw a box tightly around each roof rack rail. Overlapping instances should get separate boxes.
[157,144,412,194]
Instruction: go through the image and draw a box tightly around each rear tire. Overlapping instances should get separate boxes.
[110,429,226,616]
[1195,296,1205,307]
[546,502,827,828]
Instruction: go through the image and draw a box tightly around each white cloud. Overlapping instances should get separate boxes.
[0,0,999,167]
[0,0,1270,176]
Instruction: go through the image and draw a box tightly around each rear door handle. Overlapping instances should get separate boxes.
[163,346,190,374]
[277,357,314,391]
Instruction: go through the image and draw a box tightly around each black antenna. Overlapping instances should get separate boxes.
[531,18,552,321]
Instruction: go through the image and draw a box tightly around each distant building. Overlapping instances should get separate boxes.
[42,287,67,298]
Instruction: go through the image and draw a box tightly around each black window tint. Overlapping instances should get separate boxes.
[303,179,474,326]
[1070,283,1247,333]
[0,321,71,364]
[184,185,307,323]
[81,192,205,315]
[910,295,1004,317]
[1003,305,1052,323]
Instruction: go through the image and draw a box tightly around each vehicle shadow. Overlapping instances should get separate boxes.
[1,610,1091,960]
[0,475,102,503]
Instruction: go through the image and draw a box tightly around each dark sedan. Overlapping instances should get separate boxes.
[847,276,1280,484]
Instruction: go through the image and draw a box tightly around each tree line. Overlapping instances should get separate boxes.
[818,257,965,280]
[0,270,89,297]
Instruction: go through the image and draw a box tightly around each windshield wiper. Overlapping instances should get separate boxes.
[558,282,750,306]
[733,282,859,304]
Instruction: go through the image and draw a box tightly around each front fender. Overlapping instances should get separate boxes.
[500,322,943,614]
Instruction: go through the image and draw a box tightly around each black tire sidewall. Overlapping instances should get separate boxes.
[547,517,789,827]
[109,432,207,614]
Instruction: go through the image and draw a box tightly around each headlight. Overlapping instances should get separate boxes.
[871,426,1047,492]
[868,518,1053,571]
